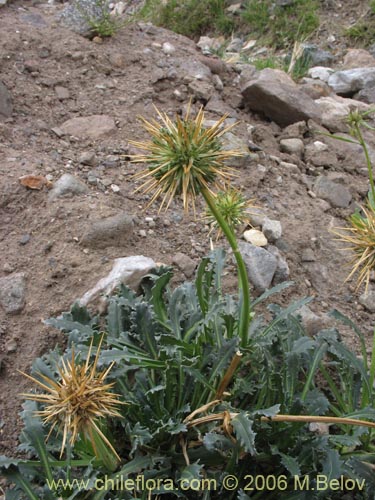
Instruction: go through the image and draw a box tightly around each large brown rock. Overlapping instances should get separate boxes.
[241,68,321,126]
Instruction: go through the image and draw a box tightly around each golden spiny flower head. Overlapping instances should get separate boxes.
[20,336,124,459]
[204,187,256,240]
[129,103,244,213]
[332,204,375,292]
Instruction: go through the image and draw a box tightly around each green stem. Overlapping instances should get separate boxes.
[356,124,375,204]
[201,188,251,347]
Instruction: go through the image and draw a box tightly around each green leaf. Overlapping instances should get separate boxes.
[21,403,54,484]
[150,269,174,323]
[179,462,203,481]
[232,412,256,455]
[251,281,293,308]
[1,465,40,500]
[278,451,301,476]
[322,449,343,480]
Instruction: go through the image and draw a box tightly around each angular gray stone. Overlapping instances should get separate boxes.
[262,218,282,243]
[313,176,352,208]
[58,115,116,139]
[48,173,88,200]
[279,138,304,157]
[359,291,375,313]
[301,44,334,66]
[239,242,278,292]
[172,252,196,278]
[304,141,338,167]
[268,245,290,283]
[188,79,214,102]
[241,68,321,126]
[0,273,26,315]
[80,212,134,249]
[0,81,12,120]
[328,68,375,96]
[79,256,156,310]
[356,85,375,104]
[58,0,110,38]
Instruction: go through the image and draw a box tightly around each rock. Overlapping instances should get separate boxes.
[221,132,250,167]
[359,291,375,313]
[172,252,196,278]
[355,85,375,104]
[343,49,375,69]
[79,151,97,166]
[239,242,278,292]
[58,115,116,139]
[313,176,352,208]
[296,305,331,335]
[243,229,268,247]
[262,219,282,243]
[162,42,175,55]
[0,81,12,120]
[0,0,8,7]
[280,121,307,139]
[197,36,224,55]
[19,234,31,246]
[315,96,369,132]
[301,44,334,66]
[268,245,290,283]
[241,68,321,126]
[226,37,243,53]
[279,138,304,157]
[299,78,332,100]
[58,0,110,38]
[304,141,338,167]
[307,66,334,82]
[0,273,26,315]
[80,212,134,248]
[55,86,70,100]
[187,79,214,103]
[328,68,375,96]
[78,256,156,309]
[48,173,88,200]
[248,209,267,227]
[301,247,316,262]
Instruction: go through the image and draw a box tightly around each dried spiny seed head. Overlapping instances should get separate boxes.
[332,203,375,292]
[204,187,256,239]
[129,103,244,213]
[20,336,124,459]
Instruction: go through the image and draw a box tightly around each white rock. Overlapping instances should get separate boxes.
[79,256,156,309]
[111,184,120,193]
[307,66,334,82]
[162,42,175,55]
[243,229,268,247]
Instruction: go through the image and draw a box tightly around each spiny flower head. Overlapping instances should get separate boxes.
[204,187,256,239]
[332,203,375,292]
[20,336,124,459]
[129,103,244,213]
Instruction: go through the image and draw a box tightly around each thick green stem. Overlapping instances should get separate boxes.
[201,188,251,347]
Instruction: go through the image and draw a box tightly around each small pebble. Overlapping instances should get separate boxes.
[19,234,31,245]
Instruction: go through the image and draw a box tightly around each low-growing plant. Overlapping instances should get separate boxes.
[241,0,319,49]
[78,0,124,38]
[139,0,235,38]
[328,109,375,291]
[3,106,375,500]
[3,257,375,498]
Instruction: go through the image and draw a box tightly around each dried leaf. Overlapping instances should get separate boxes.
[19,175,52,190]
